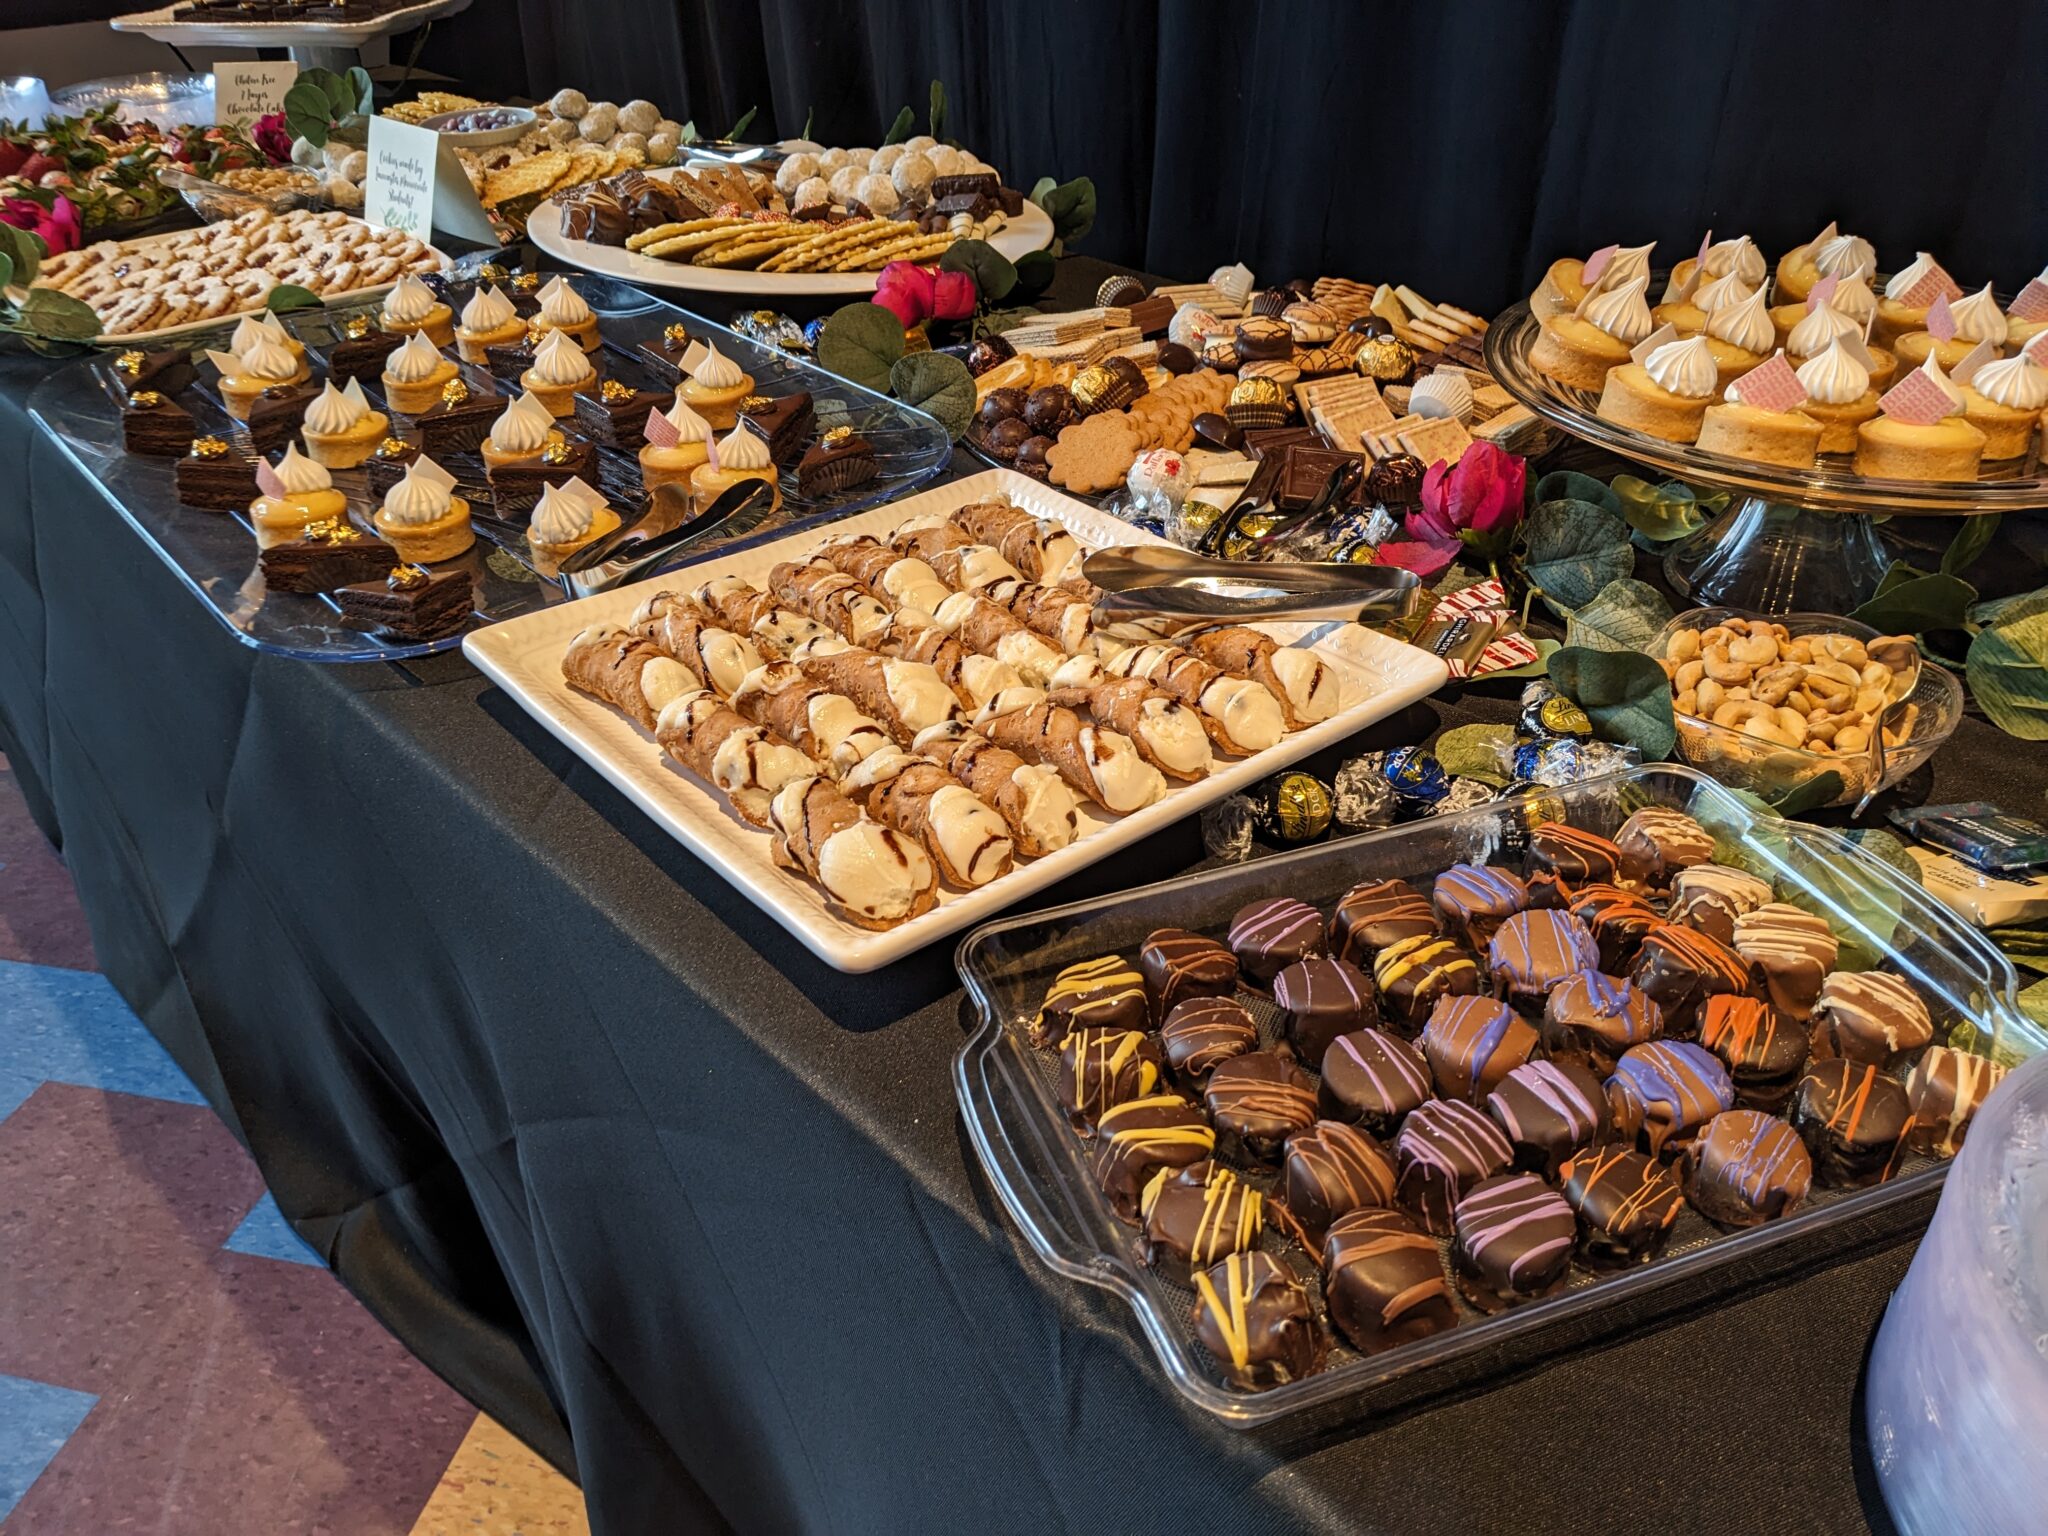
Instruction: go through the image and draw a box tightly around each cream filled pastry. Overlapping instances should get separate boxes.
[526,474,622,576]
[1856,352,1987,481]
[767,777,935,928]
[208,333,308,418]
[1796,335,1881,452]
[1531,274,1654,390]
[1961,352,2048,459]
[374,454,475,562]
[689,420,783,516]
[454,282,525,362]
[519,327,598,415]
[637,394,716,487]
[534,275,600,349]
[381,272,454,346]
[1597,333,1719,442]
[249,442,347,547]
[299,377,390,468]
[381,329,460,414]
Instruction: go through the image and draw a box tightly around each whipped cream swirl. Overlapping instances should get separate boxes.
[1582,274,1654,344]
[1795,336,1871,405]
[1706,289,1774,355]
[1643,334,1719,398]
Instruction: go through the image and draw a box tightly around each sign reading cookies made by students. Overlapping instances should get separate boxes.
[213,61,298,121]
[366,115,440,238]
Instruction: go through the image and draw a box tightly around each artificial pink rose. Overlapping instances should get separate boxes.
[873,261,936,328]
[929,268,977,321]
[1418,442,1527,546]
[1373,537,1462,579]
[1,194,80,256]
[252,111,294,166]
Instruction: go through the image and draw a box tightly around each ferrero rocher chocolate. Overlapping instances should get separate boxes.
[1225,375,1289,430]
[1070,362,1134,417]
[1354,334,1417,384]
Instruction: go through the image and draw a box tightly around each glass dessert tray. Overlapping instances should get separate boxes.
[28,273,955,663]
[1485,298,2048,613]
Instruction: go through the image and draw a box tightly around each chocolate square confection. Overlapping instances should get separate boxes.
[996,186,1024,216]
[106,346,195,401]
[122,391,195,456]
[574,378,669,448]
[1276,445,1366,511]
[259,520,398,593]
[338,564,474,641]
[325,317,405,384]
[173,436,257,510]
[1126,295,1176,336]
[246,384,319,454]
[933,191,994,220]
[364,436,423,497]
[636,323,706,386]
[483,329,545,382]
[1242,426,1320,460]
[795,428,877,498]
[415,377,500,455]
[738,389,815,464]
[488,436,600,514]
[931,173,1001,201]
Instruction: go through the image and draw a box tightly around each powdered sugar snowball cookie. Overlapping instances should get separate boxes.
[868,144,905,174]
[904,135,938,155]
[817,147,852,174]
[1410,372,1474,421]
[543,116,579,144]
[548,88,589,119]
[1128,447,1194,507]
[1169,303,1224,350]
[645,134,678,166]
[793,177,831,212]
[776,152,821,195]
[657,119,685,142]
[828,165,866,203]
[610,131,648,158]
[617,99,661,136]
[891,150,937,199]
[925,145,962,177]
[855,175,901,216]
[579,103,619,141]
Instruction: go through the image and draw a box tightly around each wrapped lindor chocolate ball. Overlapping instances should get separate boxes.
[965,335,1016,376]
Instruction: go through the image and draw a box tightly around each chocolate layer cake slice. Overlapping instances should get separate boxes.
[259,522,398,592]
[573,378,668,448]
[738,389,815,464]
[415,377,500,454]
[636,323,707,386]
[122,391,196,456]
[338,564,474,641]
[487,436,600,515]
[106,346,195,401]
[173,435,258,510]
[325,318,405,384]
[364,436,423,497]
[796,428,877,497]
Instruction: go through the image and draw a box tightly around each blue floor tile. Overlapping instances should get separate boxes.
[0,1373,97,1518]
[223,1192,322,1267]
[0,959,203,1106]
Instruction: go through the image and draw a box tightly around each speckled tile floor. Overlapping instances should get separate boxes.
[0,756,590,1536]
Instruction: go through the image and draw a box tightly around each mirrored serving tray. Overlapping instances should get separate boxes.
[28,273,954,662]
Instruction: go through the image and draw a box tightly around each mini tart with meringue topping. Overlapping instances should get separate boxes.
[1653,271,1752,338]
[1895,283,2012,373]
[1960,353,2048,459]
[1872,252,1951,348]
[678,342,755,428]
[637,396,715,489]
[688,423,782,515]
[1530,275,1654,391]
[373,458,475,563]
[525,477,621,578]
[1665,235,1769,301]
[1698,289,1773,387]
[519,329,599,417]
[1531,243,1656,320]
[380,273,455,348]
[2007,269,2048,351]
[1596,333,1719,442]
[249,444,348,549]
[454,284,527,364]
[1774,225,1876,305]
[1794,337,1881,452]
[529,276,601,351]
[479,390,567,471]
[214,335,310,420]
[1854,356,1986,481]
[1696,400,1822,469]
[381,331,461,415]
[299,379,390,469]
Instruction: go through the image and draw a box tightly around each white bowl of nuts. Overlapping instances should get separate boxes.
[1655,608,1963,807]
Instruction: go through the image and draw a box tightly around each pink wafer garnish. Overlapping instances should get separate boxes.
[254,457,287,499]
[1729,352,1805,412]
[1580,244,1619,287]
[2009,277,2048,322]
[1925,292,1957,343]
[1879,368,1956,426]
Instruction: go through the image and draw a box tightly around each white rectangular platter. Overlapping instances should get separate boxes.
[464,468,1450,972]
[110,0,473,47]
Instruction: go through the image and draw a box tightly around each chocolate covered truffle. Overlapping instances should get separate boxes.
[1809,971,1934,1066]
[1093,1094,1216,1222]
[1568,884,1661,974]
[1322,1207,1457,1354]
[1905,1045,2007,1156]
[1615,806,1716,888]
[1542,971,1662,1075]
[1607,1040,1736,1159]
[1030,953,1147,1046]
[1318,1028,1431,1138]
[1272,1119,1397,1248]
[1205,1050,1318,1162]
[1630,924,1753,1039]
[1432,865,1529,950]
[1725,903,1837,1020]
[1058,1027,1164,1134]
[1452,1173,1576,1311]
[1698,994,1809,1112]
[1161,995,1258,1090]
[1140,927,1239,1025]
[1329,877,1441,967]
[1140,1160,1263,1271]
[1395,1098,1514,1233]
[1420,995,1538,1105]
[1668,864,1774,945]
[1526,823,1624,895]
[1192,1251,1326,1388]
[1791,1059,1911,1186]
[1684,1108,1814,1227]
[1372,933,1482,1035]
[1273,956,1376,1065]
[1228,897,1327,986]
[1559,1145,1684,1268]
[1486,908,1599,1013]
[1486,1059,1611,1177]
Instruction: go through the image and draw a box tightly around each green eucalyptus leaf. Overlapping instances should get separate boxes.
[1547,645,1674,760]
[678,120,698,144]
[889,350,976,440]
[0,222,41,285]
[882,106,915,146]
[1966,588,2048,740]
[1941,513,2001,577]
[18,287,102,341]
[726,105,758,141]
[343,65,374,114]
[264,282,322,314]
[1848,566,1977,635]
[1767,771,1846,818]
[0,251,13,292]
[1479,637,1562,680]
[284,80,332,147]
[1029,175,1057,205]
[1032,176,1096,247]
[1692,785,1794,876]
[1011,248,1056,301]
[1518,499,1633,618]
[315,68,355,116]
[1564,577,1674,653]
[800,107,814,142]
[1532,470,1620,517]
[1434,723,1516,787]
[816,301,906,392]
[929,79,946,141]
[939,238,1016,303]
[1777,831,1906,970]
[1839,827,1922,886]
[1609,473,1708,544]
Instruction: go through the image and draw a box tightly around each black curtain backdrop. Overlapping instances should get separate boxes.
[423,0,2048,311]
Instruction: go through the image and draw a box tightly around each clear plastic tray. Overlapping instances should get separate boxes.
[27,274,954,662]
[954,763,2046,1425]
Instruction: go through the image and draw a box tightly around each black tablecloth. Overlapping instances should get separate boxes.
[10,264,2041,1534]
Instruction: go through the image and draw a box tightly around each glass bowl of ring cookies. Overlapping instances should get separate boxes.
[953,762,2041,1422]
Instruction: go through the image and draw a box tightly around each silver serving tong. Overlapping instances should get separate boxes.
[1083,544,1424,624]
[681,140,773,165]
[556,479,775,598]
[1196,456,1363,558]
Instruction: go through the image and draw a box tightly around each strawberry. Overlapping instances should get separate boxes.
[17,152,64,184]
[0,140,26,177]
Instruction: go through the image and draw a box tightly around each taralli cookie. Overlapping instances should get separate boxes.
[1046,412,1142,493]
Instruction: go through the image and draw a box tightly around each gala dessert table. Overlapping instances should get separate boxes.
[6,258,2036,1535]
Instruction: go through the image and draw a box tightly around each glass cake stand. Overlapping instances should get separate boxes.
[1484,299,2046,614]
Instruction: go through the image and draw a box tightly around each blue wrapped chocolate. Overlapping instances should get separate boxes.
[802,315,830,352]
[1382,746,1450,810]
[1513,739,1641,788]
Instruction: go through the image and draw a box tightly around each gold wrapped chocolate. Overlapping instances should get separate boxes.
[188,435,228,459]
[902,323,932,355]
[1178,499,1225,540]
[600,378,635,402]
[1258,771,1333,844]
[1225,375,1289,430]
[1353,334,1416,384]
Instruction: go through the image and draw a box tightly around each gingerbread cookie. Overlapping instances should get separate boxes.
[1046,412,1141,493]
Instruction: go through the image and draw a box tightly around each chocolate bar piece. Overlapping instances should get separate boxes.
[738,389,815,464]
[1275,445,1366,511]
[173,437,258,511]
[1126,295,1176,336]
[338,565,474,641]
[931,173,999,201]
[122,392,195,456]
[1242,426,1320,460]
[246,384,319,455]
[415,378,501,455]
[260,523,398,593]
[574,379,668,449]
[996,186,1024,217]
[106,347,195,401]
[487,436,600,515]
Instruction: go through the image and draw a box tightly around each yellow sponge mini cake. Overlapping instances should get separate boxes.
[1854,353,1987,481]
[1596,331,1719,442]
[1695,351,1822,468]
[1531,274,1655,391]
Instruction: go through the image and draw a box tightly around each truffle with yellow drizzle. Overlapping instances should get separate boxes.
[1028,954,1147,1047]
[1191,1251,1326,1387]
[1093,1094,1215,1223]
[1139,1160,1263,1272]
